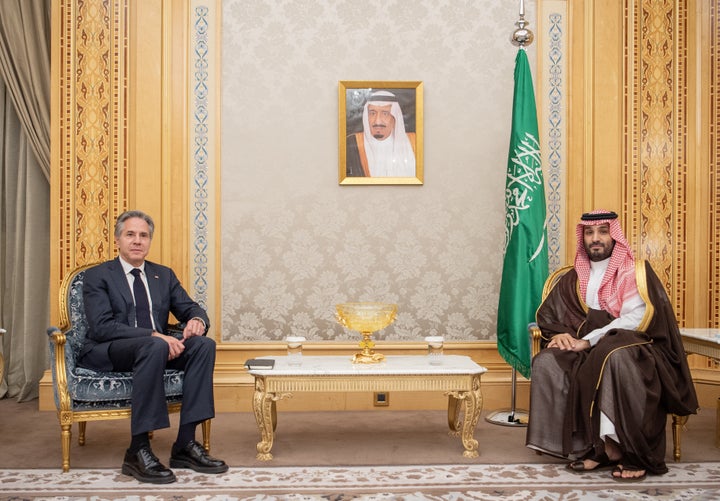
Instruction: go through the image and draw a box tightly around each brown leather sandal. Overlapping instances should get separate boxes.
[566,451,619,472]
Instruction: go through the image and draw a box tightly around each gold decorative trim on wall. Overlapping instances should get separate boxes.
[624,0,688,321]
[671,1,689,321]
[711,0,720,327]
[627,0,683,292]
[51,0,129,320]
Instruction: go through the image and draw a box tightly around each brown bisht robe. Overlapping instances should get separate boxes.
[526,260,698,475]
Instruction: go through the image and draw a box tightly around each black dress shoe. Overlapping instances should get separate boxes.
[122,446,176,484]
[170,440,229,473]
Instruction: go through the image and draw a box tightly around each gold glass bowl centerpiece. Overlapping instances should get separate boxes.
[336,302,397,364]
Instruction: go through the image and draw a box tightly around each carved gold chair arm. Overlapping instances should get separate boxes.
[528,322,543,358]
[47,327,72,412]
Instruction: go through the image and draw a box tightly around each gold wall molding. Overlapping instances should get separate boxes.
[710,0,720,327]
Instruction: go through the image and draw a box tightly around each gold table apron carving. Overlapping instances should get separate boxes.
[248,355,487,461]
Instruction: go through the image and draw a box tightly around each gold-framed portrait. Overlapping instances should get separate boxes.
[338,81,423,185]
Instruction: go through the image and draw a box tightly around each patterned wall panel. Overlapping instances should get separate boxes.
[53,0,128,313]
[624,0,687,317]
[539,2,567,272]
[190,2,214,312]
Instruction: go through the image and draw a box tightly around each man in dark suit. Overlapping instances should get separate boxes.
[79,210,227,484]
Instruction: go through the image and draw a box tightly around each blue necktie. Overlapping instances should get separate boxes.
[130,268,153,329]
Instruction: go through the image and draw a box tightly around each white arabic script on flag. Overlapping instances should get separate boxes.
[504,131,543,255]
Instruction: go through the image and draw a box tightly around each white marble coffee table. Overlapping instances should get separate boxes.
[247,354,487,460]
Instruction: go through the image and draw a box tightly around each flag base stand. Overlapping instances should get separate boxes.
[485,368,529,427]
[485,408,528,427]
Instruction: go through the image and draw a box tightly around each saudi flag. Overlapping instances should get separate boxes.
[497,48,548,380]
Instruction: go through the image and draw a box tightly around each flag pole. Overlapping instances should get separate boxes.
[486,0,537,429]
[485,369,529,427]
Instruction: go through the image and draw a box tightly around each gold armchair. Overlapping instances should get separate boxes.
[528,265,685,461]
[47,263,211,472]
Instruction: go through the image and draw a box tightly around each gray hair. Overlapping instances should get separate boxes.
[114,210,155,239]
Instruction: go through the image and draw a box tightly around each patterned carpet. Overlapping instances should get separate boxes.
[2,462,720,500]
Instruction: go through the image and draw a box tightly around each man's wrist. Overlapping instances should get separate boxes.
[190,317,206,330]
[581,334,599,347]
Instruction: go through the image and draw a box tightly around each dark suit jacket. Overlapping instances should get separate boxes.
[80,258,210,371]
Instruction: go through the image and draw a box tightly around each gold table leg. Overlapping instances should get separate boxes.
[252,376,290,461]
[447,395,463,435]
[446,374,483,458]
[672,414,687,462]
